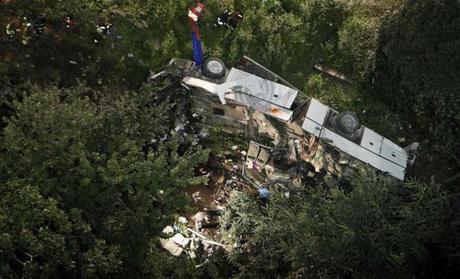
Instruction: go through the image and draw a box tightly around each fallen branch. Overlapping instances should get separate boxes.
[313,63,354,85]
[195,259,209,268]
[186,228,226,248]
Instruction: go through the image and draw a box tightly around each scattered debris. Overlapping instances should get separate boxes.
[253,112,281,144]
[160,214,226,263]
[192,191,202,203]
[216,175,225,184]
[178,216,188,224]
[172,233,191,247]
[162,225,174,235]
[186,228,226,248]
[192,211,207,230]
[160,238,184,256]
[150,55,411,270]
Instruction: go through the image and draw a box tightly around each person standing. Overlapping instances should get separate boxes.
[227,11,243,30]
[215,9,230,27]
[6,22,18,39]
[33,15,46,35]
[65,15,76,29]
[188,1,205,66]
[188,1,205,28]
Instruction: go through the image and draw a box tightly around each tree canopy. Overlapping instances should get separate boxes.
[372,0,460,175]
[221,173,455,278]
[0,84,209,277]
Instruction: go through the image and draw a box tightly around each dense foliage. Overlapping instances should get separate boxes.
[372,0,460,175]
[221,173,455,278]
[0,85,208,277]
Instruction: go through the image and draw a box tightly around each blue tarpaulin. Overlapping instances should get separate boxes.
[191,31,204,66]
[258,188,270,199]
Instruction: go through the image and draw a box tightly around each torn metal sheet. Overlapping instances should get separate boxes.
[225,68,298,108]
[172,233,191,247]
[183,68,297,121]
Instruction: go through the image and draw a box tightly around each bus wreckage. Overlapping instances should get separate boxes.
[151,56,417,185]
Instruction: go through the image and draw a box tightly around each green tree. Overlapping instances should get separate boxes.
[338,14,380,83]
[372,0,460,173]
[220,172,453,278]
[0,84,209,277]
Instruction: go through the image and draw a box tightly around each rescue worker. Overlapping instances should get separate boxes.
[5,22,17,39]
[227,10,243,30]
[105,24,115,36]
[65,14,76,29]
[97,23,114,35]
[215,9,230,27]
[33,15,46,35]
[188,1,205,66]
[188,1,205,27]
[21,16,33,45]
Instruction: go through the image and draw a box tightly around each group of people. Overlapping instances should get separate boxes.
[187,1,244,66]
[215,9,244,30]
[4,12,121,45]
[5,1,243,47]
[4,15,47,44]
[188,1,244,31]
[4,14,74,41]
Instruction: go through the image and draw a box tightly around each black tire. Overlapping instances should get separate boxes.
[202,57,226,79]
[336,112,360,134]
